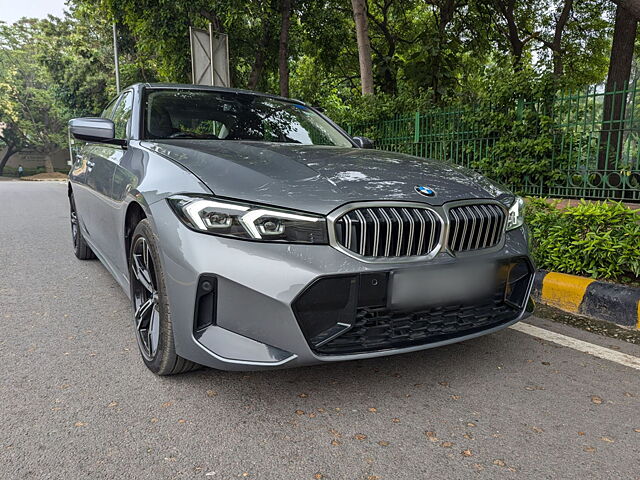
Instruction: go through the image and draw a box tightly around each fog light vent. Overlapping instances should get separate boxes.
[194,275,217,332]
[503,260,532,309]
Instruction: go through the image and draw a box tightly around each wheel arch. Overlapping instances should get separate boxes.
[124,201,148,264]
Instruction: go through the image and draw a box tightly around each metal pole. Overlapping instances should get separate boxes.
[209,23,215,86]
[189,26,195,84]
[112,22,121,94]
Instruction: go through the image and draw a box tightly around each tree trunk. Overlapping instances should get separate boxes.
[351,0,374,95]
[432,0,457,103]
[44,154,54,173]
[498,0,525,69]
[598,5,638,171]
[0,147,16,176]
[279,0,292,98]
[609,0,640,20]
[248,22,272,90]
[551,0,573,78]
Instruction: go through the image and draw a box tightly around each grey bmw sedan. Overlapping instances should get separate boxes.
[67,83,534,375]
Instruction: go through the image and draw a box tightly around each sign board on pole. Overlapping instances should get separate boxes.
[190,27,213,86]
[189,24,230,87]
[210,25,230,88]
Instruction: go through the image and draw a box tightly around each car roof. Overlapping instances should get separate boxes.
[129,82,307,106]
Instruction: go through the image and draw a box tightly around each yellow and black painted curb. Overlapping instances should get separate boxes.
[532,271,640,329]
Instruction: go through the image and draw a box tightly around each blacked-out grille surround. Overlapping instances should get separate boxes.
[447,204,506,253]
[335,207,442,258]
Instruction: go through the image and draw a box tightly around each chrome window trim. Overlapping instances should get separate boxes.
[327,199,508,264]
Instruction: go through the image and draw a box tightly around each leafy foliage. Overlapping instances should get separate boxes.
[0,19,70,172]
[0,0,625,180]
[526,198,640,282]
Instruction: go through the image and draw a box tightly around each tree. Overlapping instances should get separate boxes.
[539,0,574,78]
[279,0,292,97]
[0,121,26,176]
[598,3,638,170]
[35,10,118,116]
[609,0,640,17]
[491,0,538,70]
[351,0,374,94]
[0,20,69,173]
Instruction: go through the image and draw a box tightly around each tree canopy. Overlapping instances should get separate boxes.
[0,0,637,174]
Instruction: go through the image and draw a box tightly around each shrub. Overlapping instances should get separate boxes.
[525,198,640,283]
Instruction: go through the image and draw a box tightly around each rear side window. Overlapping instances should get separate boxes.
[112,91,134,139]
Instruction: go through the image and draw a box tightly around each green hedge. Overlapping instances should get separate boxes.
[525,198,640,284]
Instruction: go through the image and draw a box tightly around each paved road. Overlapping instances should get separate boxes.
[1,181,639,480]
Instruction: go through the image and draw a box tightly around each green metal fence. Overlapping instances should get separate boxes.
[347,84,640,201]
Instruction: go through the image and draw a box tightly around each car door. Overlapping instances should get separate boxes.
[83,90,134,264]
[72,96,120,240]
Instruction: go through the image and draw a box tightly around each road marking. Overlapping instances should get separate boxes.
[510,322,640,371]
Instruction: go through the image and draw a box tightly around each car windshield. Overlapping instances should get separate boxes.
[143,89,353,147]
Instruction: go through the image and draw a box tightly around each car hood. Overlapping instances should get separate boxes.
[142,140,509,214]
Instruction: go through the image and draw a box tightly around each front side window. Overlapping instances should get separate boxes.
[112,91,134,139]
[101,97,120,119]
[143,89,352,147]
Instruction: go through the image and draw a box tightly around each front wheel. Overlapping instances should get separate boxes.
[129,219,199,375]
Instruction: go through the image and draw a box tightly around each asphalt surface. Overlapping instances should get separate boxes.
[1,181,639,480]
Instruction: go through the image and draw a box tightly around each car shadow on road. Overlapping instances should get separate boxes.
[164,330,529,415]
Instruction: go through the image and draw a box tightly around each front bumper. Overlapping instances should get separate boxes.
[150,200,534,371]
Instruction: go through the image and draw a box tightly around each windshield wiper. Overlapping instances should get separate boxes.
[166,132,219,140]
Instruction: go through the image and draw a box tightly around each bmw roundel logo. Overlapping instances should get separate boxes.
[414,185,435,197]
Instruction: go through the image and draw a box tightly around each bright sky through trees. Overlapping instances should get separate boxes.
[0,0,66,24]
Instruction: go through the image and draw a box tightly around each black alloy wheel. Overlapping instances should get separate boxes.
[130,236,161,360]
[128,219,199,375]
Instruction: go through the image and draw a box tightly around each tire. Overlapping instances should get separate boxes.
[128,219,199,375]
[69,192,96,260]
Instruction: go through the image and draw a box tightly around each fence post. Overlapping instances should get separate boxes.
[516,98,524,121]
[414,111,420,143]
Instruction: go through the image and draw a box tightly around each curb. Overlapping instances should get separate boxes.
[532,271,640,329]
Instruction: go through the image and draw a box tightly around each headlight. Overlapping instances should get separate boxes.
[506,196,525,231]
[168,195,328,244]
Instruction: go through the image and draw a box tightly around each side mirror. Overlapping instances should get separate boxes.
[69,118,126,146]
[353,136,374,149]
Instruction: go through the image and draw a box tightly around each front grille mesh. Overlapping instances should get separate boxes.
[447,204,506,252]
[314,293,518,355]
[335,207,442,258]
